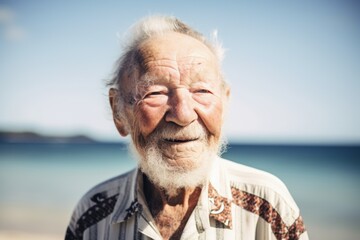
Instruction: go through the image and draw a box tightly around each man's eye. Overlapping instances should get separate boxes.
[195,89,211,94]
[150,92,162,95]
[144,91,164,98]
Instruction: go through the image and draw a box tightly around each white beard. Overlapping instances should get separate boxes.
[132,144,215,195]
[129,122,225,195]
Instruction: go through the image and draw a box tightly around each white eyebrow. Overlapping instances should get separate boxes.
[139,72,157,83]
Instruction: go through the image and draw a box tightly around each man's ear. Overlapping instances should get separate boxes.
[225,86,231,99]
[221,85,231,121]
[222,84,231,104]
[109,88,129,137]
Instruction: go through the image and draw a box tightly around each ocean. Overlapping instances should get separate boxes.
[0,142,359,240]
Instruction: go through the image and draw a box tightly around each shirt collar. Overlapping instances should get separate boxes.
[206,156,233,229]
[110,168,140,224]
[110,157,233,228]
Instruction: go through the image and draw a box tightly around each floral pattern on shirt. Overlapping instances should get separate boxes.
[231,186,306,240]
[208,183,233,228]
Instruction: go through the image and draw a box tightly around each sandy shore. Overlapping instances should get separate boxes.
[0,231,62,240]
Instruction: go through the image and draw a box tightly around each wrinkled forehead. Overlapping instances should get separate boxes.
[136,33,220,82]
[119,32,222,96]
[138,57,219,84]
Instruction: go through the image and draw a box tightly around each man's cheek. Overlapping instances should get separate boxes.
[136,105,167,137]
[195,102,223,137]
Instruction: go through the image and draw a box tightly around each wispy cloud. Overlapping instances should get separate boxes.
[0,5,26,42]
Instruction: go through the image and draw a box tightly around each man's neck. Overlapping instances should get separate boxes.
[143,174,202,240]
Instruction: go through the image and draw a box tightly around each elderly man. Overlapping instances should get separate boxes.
[65,16,309,240]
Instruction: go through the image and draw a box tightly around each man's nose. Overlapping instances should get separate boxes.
[165,89,197,126]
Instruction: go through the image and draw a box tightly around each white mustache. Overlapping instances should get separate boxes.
[152,122,207,141]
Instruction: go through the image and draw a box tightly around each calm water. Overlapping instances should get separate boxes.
[0,142,359,239]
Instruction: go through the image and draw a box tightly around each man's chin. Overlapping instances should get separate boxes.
[159,154,204,171]
[137,148,215,193]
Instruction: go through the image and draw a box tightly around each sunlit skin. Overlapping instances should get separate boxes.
[135,37,224,138]
[109,32,229,240]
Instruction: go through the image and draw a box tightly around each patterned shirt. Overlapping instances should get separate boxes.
[65,157,309,240]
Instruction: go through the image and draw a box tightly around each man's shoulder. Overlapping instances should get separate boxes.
[71,169,136,217]
[65,169,138,239]
[219,158,290,193]
[218,158,300,224]
[83,169,134,198]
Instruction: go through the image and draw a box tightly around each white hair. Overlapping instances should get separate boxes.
[123,15,225,63]
[107,15,227,112]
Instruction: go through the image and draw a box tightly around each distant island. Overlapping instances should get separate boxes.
[0,131,96,144]
[1,130,358,147]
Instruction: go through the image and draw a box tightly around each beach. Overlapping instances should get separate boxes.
[1,142,359,240]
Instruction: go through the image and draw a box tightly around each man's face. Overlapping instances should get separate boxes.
[119,32,227,188]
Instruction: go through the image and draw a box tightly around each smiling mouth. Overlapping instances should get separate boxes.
[163,138,199,143]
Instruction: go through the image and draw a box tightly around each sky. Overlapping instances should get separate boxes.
[0,0,359,144]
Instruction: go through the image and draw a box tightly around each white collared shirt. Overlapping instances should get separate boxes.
[65,157,309,240]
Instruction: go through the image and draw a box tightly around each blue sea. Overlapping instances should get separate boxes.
[0,142,359,239]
